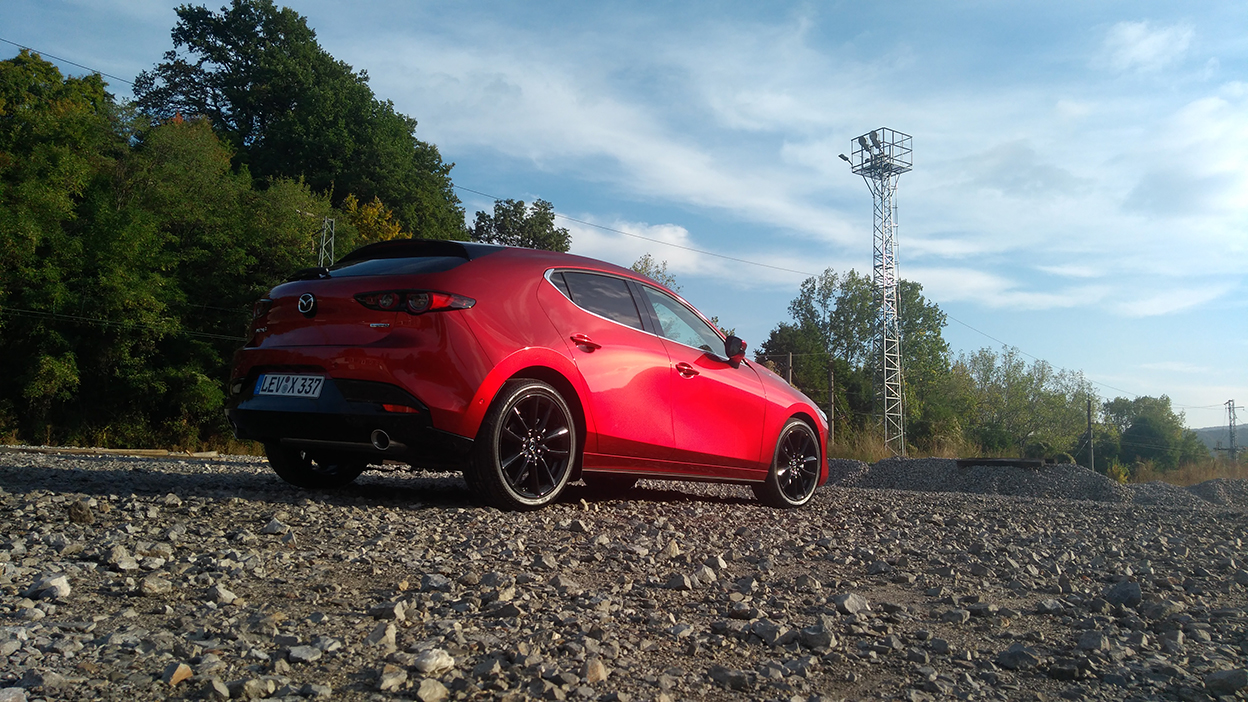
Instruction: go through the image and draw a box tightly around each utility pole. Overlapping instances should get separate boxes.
[1215,400,1240,463]
[827,362,835,447]
[1088,398,1095,472]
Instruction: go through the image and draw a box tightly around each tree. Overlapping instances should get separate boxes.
[471,198,570,252]
[1105,395,1211,472]
[133,0,465,239]
[631,254,681,292]
[954,346,1092,457]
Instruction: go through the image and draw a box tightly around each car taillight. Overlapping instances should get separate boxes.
[253,298,273,319]
[355,290,476,315]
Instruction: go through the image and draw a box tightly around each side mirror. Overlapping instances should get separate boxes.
[724,335,747,365]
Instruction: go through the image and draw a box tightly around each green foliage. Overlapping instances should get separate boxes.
[471,198,570,252]
[954,346,1092,457]
[630,254,681,292]
[133,0,465,239]
[1105,395,1210,472]
[0,52,336,448]
[765,268,950,450]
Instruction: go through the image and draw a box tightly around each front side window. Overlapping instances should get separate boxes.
[641,287,723,353]
[559,272,644,330]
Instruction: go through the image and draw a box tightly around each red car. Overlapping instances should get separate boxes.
[226,239,827,510]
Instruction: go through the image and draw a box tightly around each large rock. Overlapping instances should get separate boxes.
[1103,580,1142,607]
[1206,669,1248,695]
[832,593,870,615]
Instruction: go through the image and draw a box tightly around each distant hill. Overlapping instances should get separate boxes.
[1191,425,1239,454]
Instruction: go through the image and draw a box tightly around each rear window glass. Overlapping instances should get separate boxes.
[562,272,643,330]
[328,255,469,278]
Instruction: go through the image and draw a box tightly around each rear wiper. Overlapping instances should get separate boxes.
[288,267,331,281]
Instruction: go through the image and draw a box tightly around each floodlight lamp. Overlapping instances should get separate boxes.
[869,131,881,147]
[858,136,869,149]
[838,154,850,163]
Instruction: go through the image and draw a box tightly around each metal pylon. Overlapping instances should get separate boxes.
[843,128,912,456]
[318,218,336,268]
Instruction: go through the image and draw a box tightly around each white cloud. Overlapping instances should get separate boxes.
[566,217,829,290]
[906,266,1109,310]
[1099,20,1193,73]
[1139,361,1211,374]
[1114,284,1235,317]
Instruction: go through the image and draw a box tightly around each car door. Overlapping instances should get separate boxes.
[638,285,768,473]
[537,271,674,461]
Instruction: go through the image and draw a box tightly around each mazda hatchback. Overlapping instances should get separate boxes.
[226,239,828,510]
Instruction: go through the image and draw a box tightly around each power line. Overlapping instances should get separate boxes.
[0,37,134,86]
[0,307,245,342]
[455,185,818,278]
[458,183,1216,408]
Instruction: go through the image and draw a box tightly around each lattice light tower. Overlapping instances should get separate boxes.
[839,128,912,455]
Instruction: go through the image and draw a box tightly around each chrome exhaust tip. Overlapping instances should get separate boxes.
[370,429,391,451]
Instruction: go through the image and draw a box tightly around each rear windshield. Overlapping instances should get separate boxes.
[327,255,469,278]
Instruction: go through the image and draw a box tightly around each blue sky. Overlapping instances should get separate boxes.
[3,1,1246,428]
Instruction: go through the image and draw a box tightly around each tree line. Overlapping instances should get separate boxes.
[0,0,1228,479]
[0,0,564,448]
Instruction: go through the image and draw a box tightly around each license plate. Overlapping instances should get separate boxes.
[254,374,324,398]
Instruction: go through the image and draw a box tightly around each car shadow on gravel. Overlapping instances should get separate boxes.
[0,454,760,511]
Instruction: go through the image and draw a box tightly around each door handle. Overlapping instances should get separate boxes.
[676,362,699,378]
[570,334,601,351]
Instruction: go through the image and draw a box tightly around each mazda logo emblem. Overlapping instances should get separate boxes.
[297,293,317,317]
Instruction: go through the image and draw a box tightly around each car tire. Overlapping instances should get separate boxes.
[753,419,820,508]
[470,379,577,510]
[265,443,366,489]
[582,472,639,496]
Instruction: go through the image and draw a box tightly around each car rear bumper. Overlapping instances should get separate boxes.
[226,377,474,470]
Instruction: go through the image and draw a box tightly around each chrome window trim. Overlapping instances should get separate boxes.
[543,268,736,363]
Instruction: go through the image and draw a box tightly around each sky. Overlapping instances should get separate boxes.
[3,0,1246,429]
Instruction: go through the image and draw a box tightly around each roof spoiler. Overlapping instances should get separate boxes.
[335,238,502,265]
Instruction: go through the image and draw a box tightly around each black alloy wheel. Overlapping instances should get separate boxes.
[753,419,821,508]
[471,379,577,510]
[265,443,366,489]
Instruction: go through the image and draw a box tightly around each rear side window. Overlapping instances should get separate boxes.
[328,255,469,278]
[560,272,644,330]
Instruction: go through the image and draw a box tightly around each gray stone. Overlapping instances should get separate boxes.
[0,689,27,702]
[140,574,173,596]
[378,664,407,692]
[207,584,236,605]
[941,609,970,624]
[1103,580,1142,607]
[708,664,750,691]
[1205,669,1248,695]
[665,573,692,590]
[1037,598,1064,614]
[1077,630,1109,651]
[832,592,870,615]
[583,658,609,683]
[866,560,893,575]
[417,678,448,702]
[24,573,70,600]
[997,643,1041,670]
[421,573,453,592]
[260,517,289,535]
[365,622,396,649]
[413,648,454,676]
[288,645,322,663]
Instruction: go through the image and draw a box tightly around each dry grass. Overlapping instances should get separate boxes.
[1131,461,1248,486]
[828,431,894,463]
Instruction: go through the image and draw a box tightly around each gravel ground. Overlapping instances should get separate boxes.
[1,449,1246,702]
